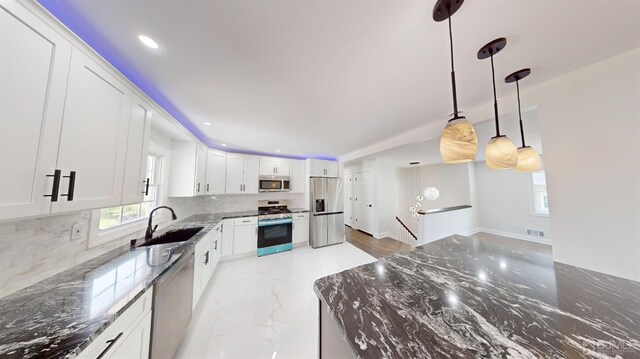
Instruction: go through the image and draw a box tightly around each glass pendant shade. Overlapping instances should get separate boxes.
[516,146,541,173]
[485,135,518,170]
[440,117,478,163]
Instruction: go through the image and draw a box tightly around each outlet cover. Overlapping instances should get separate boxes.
[71,223,84,241]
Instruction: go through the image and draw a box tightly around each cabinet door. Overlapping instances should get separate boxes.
[233,225,257,255]
[0,5,72,220]
[259,157,277,176]
[308,160,325,177]
[275,159,290,176]
[195,145,207,195]
[242,156,260,194]
[289,160,306,193]
[52,48,131,213]
[225,154,245,194]
[206,150,226,194]
[221,219,234,257]
[326,161,339,178]
[107,311,152,359]
[293,218,309,244]
[121,95,151,205]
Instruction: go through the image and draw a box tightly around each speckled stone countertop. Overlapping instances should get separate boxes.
[314,235,640,358]
[0,211,259,358]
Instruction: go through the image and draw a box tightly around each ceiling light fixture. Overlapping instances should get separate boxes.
[505,68,541,173]
[138,34,159,49]
[221,143,227,147]
[203,121,212,126]
[434,0,478,164]
[478,38,518,170]
[276,149,281,153]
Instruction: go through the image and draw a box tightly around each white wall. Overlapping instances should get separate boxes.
[474,160,551,244]
[530,48,640,281]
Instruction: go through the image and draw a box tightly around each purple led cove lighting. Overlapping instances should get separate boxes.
[36,0,339,161]
[36,0,213,147]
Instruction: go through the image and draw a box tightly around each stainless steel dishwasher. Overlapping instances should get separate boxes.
[150,250,194,359]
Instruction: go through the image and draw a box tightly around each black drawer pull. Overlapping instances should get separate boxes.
[204,250,209,265]
[97,332,123,359]
[142,178,150,195]
[61,171,76,201]
[197,182,200,193]
[206,183,210,192]
[44,169,61,202]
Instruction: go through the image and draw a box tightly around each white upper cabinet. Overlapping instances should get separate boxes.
[225,154,259,194]
[51,48,131,213]
[307,159,339,178]
[0,4,72,221]
[121,95,151,205]
[289,160,306,193]
[169,141,208,197]
[205,150,226,195]
[259,157,290,176]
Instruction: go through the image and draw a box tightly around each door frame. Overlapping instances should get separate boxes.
[352,169,376,235]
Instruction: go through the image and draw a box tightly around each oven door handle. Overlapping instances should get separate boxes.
[258,218,293,226]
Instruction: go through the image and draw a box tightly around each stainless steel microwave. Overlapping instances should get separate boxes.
[259,176,290,192]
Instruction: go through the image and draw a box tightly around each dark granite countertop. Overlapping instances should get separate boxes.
[418,204,472,215]
[314,235,640,358]
[0,211,259,358]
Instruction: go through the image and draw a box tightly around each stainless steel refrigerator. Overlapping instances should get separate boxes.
[309,177,345,248]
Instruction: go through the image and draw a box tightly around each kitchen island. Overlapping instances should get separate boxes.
[314,235,640,358]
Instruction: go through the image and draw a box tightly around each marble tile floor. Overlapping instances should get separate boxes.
[175,242,376,359]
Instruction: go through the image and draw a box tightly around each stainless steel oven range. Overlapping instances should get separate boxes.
[257,200,293,256]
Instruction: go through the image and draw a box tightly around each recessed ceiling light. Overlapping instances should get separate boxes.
[276,149,281,153]
[203,121,212,126]
[138,35,159,49]
[221,143,227,147]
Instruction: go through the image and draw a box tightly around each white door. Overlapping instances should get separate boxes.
[225,154,245,194]
[233,225,257,254]
[242,156,260,193]
[275,159,290,176]
[195,145,207,195]
[354,170,375,234]
[205,150,226,194]
[289,160,306,193]
[107,311,152,359]
[259,157,277,176]
[0,5,72,220]
[52,48,131,213]
[121,95,151,205]
[344,174,353,226]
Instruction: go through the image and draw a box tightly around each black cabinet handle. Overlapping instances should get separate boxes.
[142,178,150,195]
[204,251,209,265]
[214,240,217,250]
[97,332,123,359]
[196,182,200,193]
[367,204,372,207]
[206,183,210,192]
[44,169,62,202]
[61,171,76,201]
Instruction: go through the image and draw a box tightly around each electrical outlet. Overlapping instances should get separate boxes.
[71,223,84,241]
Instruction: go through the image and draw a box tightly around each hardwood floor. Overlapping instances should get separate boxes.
[345,226,414,259]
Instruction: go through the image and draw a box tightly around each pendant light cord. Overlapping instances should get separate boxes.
[448,12,459,118]
[516,79,526,147]
[490,53,500,136]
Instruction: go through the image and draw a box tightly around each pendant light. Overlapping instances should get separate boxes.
[434,0,478,164]
[505,68,542,173]
[478,38,518,170]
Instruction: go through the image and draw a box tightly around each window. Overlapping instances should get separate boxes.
[531,171,549,215]
[98,155,162,230]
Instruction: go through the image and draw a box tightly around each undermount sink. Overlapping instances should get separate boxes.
[139,227,204,247]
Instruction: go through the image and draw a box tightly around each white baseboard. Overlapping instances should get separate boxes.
[376,231,393,239]
[474,227,552,246]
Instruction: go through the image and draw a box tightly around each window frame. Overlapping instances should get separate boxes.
[88,153,164,248]
[528,170,550,217]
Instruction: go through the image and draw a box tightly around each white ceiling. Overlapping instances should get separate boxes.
[40,0,640,159]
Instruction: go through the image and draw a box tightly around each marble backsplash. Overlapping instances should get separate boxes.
[0,211,142,298]
[0,192,306,298]
[166,192,307,219]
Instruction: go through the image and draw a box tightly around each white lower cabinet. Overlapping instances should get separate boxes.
[293,213,310,245]
[193,231,214,310]
[221,219,234,257]
[233,217,258,255]
[77,288,153,359]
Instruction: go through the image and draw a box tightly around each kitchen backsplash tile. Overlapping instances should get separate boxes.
[166,193,307,219]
